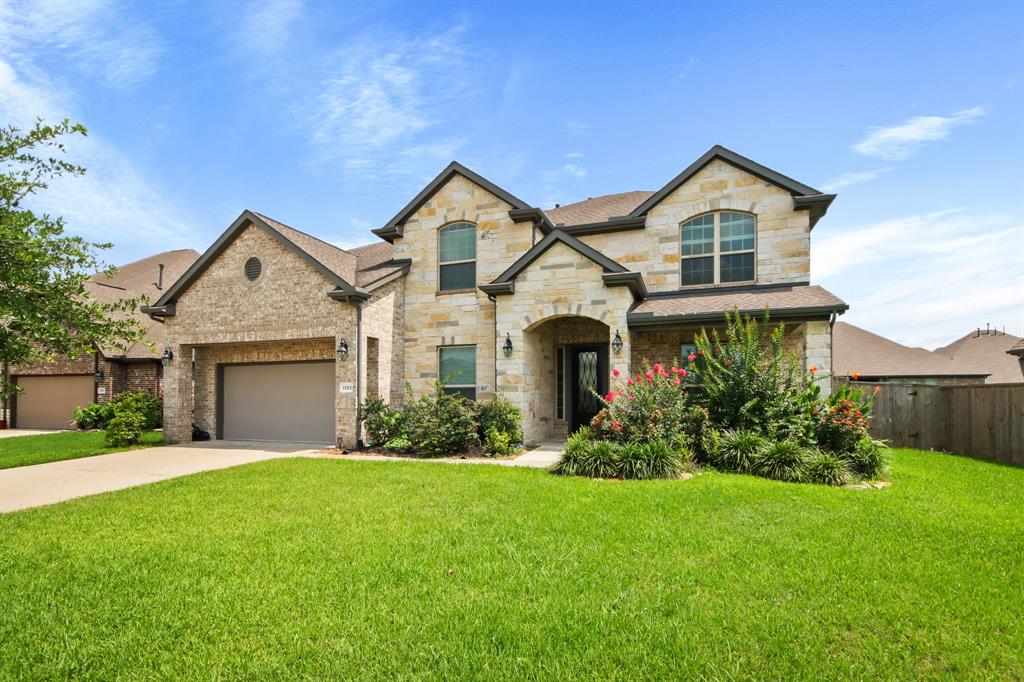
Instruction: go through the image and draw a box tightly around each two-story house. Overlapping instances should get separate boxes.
[144,145,847,447]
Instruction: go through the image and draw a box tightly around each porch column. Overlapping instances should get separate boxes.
[805,320,832,397]
[162,343,192,444]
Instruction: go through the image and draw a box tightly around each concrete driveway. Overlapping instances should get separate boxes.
[0,428,66,439]
[0,441,321,513]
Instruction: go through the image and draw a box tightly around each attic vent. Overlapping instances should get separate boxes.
[244,257,262,281]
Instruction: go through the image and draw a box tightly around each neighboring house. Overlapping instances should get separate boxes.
[5,249,199,429]
[934,327,1024,384]
[1008,339,1024,379]
[833,322,990,385]
[144,145,847,447]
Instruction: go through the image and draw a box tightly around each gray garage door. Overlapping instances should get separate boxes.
[221,362,335,443]
[16,375,95,430]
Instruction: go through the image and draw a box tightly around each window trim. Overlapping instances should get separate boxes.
[437,221,477,293]
[680,211,756,288]
[437,344,477,399]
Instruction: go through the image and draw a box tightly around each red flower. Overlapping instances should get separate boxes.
[679,368,687,377]
[852,370,860,380]
[645,371,653,382]
[604,391,616,402]
[626,378,633,386]
[652,363,662,373]
[673,377,681,386]
[612,368,620,377]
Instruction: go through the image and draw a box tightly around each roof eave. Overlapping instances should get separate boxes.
[602,271,647,301]
[508,207,555,234]
[479,282,514,296]
[561,215,647,237]
[372,225,402,243]
[328,288,372,303]
[627,303,849,329]
[793,194,837,229]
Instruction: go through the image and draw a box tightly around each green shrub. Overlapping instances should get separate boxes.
[360,398,406,447]
[110,391,162,429]
[382,435,413,452]
[105,411,145,447]
[483,427,516,457]
[74,402,114,430]
[477,394,522,445]
[405,382,479,457]
[751,440,809,482]
[617,440,690,480]
[804,449,852,486]
[693,311,804,434]
[554,430,689,480]
[816,385,873,454]
[843,437,889,480]
[711,429,765,473]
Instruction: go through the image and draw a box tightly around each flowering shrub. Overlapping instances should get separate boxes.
[815,385,874,454]
[590,362,699,446]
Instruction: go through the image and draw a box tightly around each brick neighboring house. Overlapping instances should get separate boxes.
[144,145,848,447]
[4,249,199,429]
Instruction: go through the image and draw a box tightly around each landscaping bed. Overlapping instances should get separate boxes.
[1,449,1021,679]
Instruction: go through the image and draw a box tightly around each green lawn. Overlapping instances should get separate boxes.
[0,430,163,469]
[1,449,1021,679]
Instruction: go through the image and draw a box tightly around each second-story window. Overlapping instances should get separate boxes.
[680,212,756,286]
[438,222,476,291]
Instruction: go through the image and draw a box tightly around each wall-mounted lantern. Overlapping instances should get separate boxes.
[161,348,174,366]
[611,330,624,355]
[94,369,105,383]
[503,332,513,358]
[337,339,350,360]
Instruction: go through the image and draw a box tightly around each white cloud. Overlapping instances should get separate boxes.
[302,23,476,180]
[814,209,1024,347]
[562,163,587,178]
[853,107,986,161]
[567,121,590,137]
[565,151,584,159]
[0,56,198,263]
[0,0,163,89]
[820,167,893,192]
[242,0,303,53]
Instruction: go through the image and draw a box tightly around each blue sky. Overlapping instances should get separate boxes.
[2,0,1022,348]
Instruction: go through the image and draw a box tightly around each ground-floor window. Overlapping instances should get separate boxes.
[438,345,476,399]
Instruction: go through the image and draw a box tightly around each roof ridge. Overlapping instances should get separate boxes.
[252,211,357,258]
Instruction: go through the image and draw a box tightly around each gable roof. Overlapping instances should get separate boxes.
[628,283,847,328]
[480,229,646,300]
[148,210,363,313]
[833,322,988,379]
[546,191,654,227]
[373,161,533,242]
[934,329,1024,384]
[628,145,836,228]
[86,249,199,359]
[1008,338,1024,357]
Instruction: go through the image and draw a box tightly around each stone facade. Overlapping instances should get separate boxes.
[392,174,535,400]
[579,160,810,291]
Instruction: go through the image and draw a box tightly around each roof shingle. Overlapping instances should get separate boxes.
[628,284,846,325]
[545,191,653,227]
[833,322,988,379]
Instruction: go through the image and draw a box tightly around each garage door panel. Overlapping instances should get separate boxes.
[16,375,95,430]
[221,362,334,443]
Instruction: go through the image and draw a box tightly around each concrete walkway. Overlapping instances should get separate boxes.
[0,440,565,513]
[0,441,319,513]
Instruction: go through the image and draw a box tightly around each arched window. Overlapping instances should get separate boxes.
[680,211,755,286]
[438,222,476,291]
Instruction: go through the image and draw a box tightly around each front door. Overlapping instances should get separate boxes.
[569,345,608,432]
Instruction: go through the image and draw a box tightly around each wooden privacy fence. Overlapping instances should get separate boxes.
[840,381,1024,466]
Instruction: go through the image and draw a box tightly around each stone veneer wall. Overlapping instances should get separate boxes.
[163,224,359,447]
[496,241,635,443]
[578,159,811,292]
[360,277,405,408]
[392,174,535,400]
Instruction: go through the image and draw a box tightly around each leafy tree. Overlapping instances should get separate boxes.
[1,119,147,404]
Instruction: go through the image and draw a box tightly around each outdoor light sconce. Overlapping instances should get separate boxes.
[337,339,350,359]
[612,330,624,355]
[503,332,513,358]
[161,348,174,366]
[94,369,105,383]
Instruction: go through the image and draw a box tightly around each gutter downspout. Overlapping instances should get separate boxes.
[488,294,498,396]
[355,302,363,448]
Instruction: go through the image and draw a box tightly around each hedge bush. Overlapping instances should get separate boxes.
[405,383,479,457]
[105,411,146,447]
[74,402,114,430]
[552,428,690,480]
